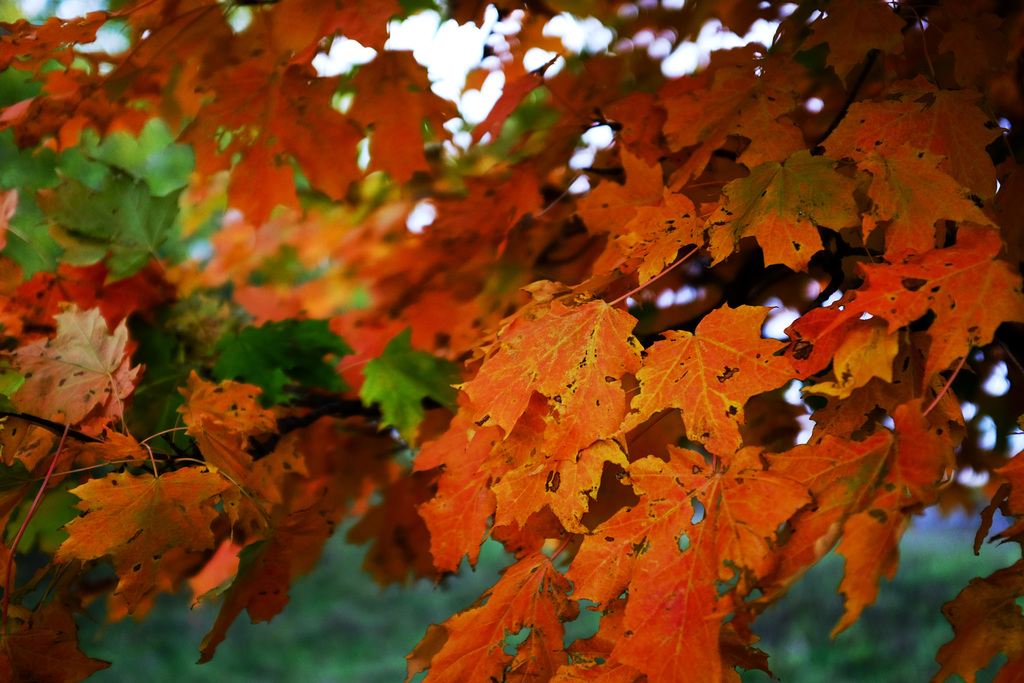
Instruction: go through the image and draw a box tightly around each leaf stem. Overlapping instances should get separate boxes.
[609,246,699,308]
[923,354,967,417]
[139,426,188,446]
[549,536,573,561]
[141,442,160,478]
[2,422,71,636]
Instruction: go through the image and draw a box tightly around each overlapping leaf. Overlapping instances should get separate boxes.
[932,562,1024,683]
[199,506,334,663]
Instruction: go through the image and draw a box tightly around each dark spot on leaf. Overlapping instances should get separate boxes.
[546,470,561,493]
[901,277,927,291]
[716,366,738,382]
[475,415,490,426]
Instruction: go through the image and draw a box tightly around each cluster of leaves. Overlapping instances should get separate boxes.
[0,0,1023,681]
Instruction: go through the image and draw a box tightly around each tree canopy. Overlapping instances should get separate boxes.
[1,0,1023,681]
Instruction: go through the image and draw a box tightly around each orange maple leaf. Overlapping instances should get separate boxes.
[183,64,363,224]
[581,149,704,283]
[660,51,805,181]
[568,447,807,683]
[624,305,798,455]
[822,76,1000,199]
[932,561,1024,683]
[348,51,457,184]
[177,372,277,492]
[415,413,504,572]
[788,227,1024,378]
[858,146,995,255]
[54,469,228,613]
[833,402,955,634]
[762,432,893,588]
[472,57,556,144]
[802,0,906,86]
[411,552,578,682]
[460,294,642,455]
[493,439,628,533]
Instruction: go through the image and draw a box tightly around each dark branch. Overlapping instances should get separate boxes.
[0,412,103,443]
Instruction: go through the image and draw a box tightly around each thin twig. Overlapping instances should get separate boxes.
[2,423,71,635]
[923,354,967,417]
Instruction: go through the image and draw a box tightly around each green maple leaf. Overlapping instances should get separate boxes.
[213,319,352,405]
[0,363,25,413]
[360,328,458,440]
[0,459,31,495]
[38,173,183,280]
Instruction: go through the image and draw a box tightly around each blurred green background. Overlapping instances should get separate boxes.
[74,514,1019,683]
